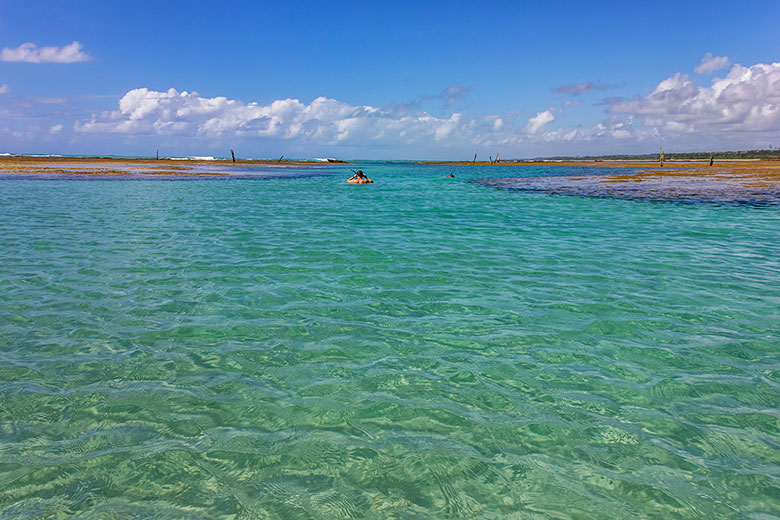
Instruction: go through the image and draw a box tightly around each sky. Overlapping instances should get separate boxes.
[1,0,779,160]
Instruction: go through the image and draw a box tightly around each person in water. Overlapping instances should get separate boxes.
[443,173,455,178]
[347,170,373,183]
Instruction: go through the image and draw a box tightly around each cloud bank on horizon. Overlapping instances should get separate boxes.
[76,88,507,148]
[72,55,780,155]
[2,47,779,157]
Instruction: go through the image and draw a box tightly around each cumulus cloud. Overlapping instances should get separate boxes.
[525,109,555,133]
[534,115,641,145]
[0,41,90,63]
[58,58,780,156]
[695,52,730,74]
[50,124,64,134]
[610,61,780,133]
[76,87,506,147]
[535,59,780,151]
[0,84,9,94]
[553,81,610,96]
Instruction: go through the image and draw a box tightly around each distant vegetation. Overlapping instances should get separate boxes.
[530,149,780,161]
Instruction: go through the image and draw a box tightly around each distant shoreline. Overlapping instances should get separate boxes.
[0,156,342,177]
[0,155,336,167]
[421,158,779,167]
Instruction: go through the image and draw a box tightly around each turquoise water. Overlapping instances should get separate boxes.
[1,163,779,519]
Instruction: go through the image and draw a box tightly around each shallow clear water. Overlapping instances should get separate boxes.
[1,163,779,519]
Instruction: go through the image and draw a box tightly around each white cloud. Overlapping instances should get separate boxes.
[535,115,644,144]
[0,41,90,63]
[76,87,507,148]
[0,84,10,94]
[50,124,64,134]
[610,62,780,133]
[553,81,611,96]
[56,58,780,157]
[525,109,555,134]
[695,52,730,74]
[442,85,470,107]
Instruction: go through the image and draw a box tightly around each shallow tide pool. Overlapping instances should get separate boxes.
[1,163,779,518]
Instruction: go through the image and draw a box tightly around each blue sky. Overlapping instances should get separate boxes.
[1,0,779,159]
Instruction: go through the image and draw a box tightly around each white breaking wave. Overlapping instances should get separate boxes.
[168,156,218,161]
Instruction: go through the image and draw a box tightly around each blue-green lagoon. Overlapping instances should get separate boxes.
[1,163,779,518]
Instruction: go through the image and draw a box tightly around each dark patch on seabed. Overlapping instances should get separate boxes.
[472,177,780,207]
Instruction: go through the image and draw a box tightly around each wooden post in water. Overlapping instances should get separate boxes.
[495,152,500,164]
[156,149,159,160]
[709,155,714,167]
[489,156,493,164]
[231,149,236,163]
[473,150,478,163]
[660,148,665,167]
[278,154,285,162]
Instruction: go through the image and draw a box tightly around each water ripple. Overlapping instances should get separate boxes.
[1,164,779,518]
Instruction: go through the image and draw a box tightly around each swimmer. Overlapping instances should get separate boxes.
[347,170,374,184]
[442,172,455,178]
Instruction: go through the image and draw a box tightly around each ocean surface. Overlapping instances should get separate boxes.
[1,163,778,519]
